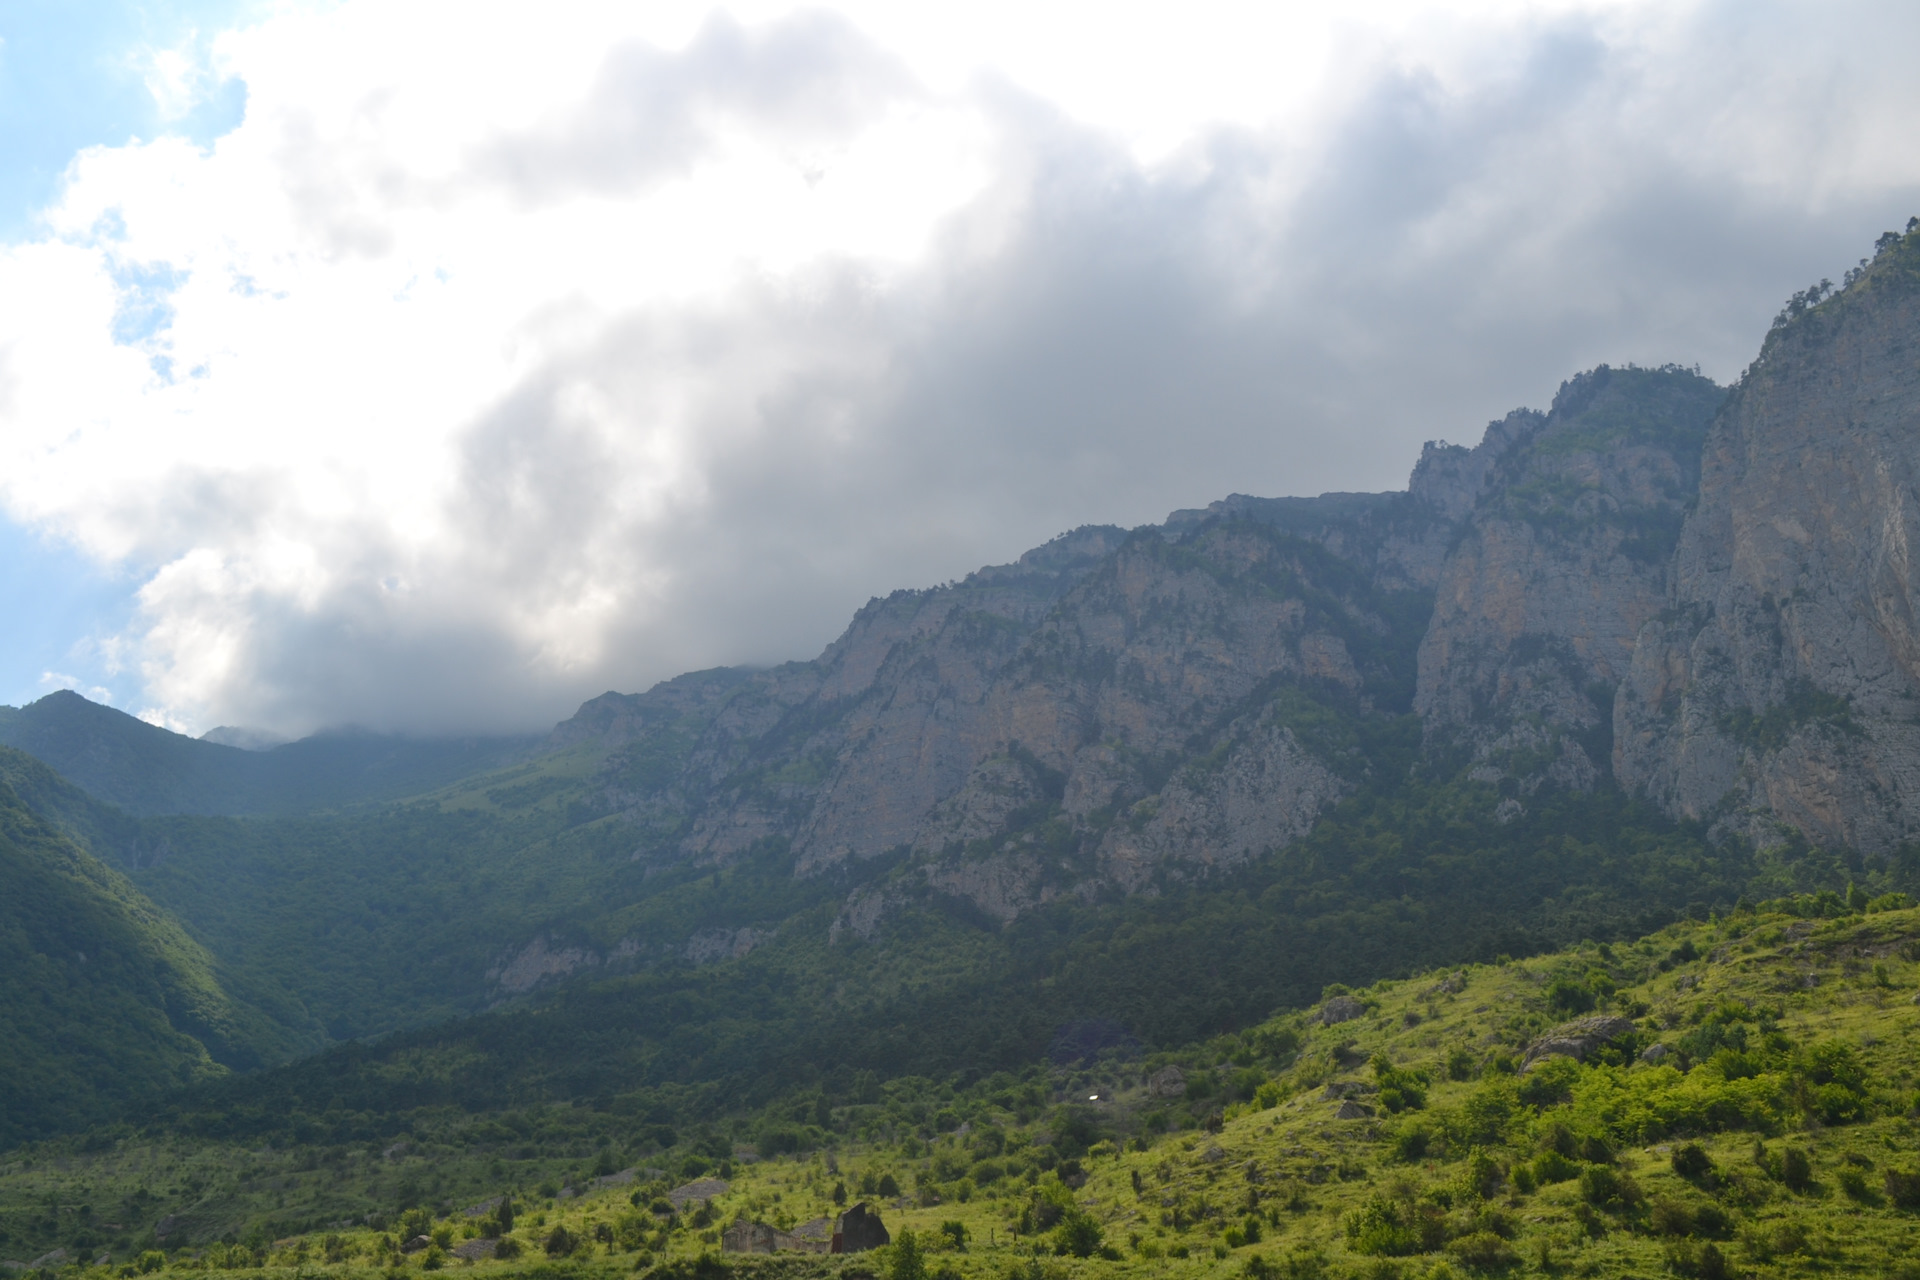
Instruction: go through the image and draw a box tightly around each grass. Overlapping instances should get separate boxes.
[6,902,1920,1278]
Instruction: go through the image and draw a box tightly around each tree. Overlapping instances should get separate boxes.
[890,1230,925,1280]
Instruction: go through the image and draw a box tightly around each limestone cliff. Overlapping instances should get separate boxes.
[1616,226,1920,852]
[1415,366,1724,793]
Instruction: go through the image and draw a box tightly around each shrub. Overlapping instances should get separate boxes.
[1885,1167,1920,1209]
[1837,1167,1875,1202]
[1532,1151,1580,1184]
[1053,1213,1102,1259]
[1343,1197,1419,1257]
[1810,1082,1867,1125]
[937,1221,968,1252]
[1671,1143,1714,1181]
[1781,1148,1813,1192]
[1664,1240,1730,1280]
[890,1230,925,1280]
[1579,1164,1640,1209]
[1650,1198,1693,1236]
[1546,977,1596,1013]
[1516,1057,1581,1108]
[135,1253,167,1275]
[544,1226,576,1258]
[1445,1232,1518,1269]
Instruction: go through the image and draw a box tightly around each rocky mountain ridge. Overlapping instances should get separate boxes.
[527,223,1920,948]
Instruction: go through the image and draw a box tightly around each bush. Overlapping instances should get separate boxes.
[1445,1232,1518,1269]
[1671,1143,1714,1181]
[1390,1125,1428,1162]
[545,1226,577,1258]
[1532,1151,1579,1184]
[135,1253,167,1275]
[1546,977,1596,1013]
[1343,1197,1420,1257]
[1053,1213,1102,1259]
[1885,1167,1920,1209]
[1781,1148,1813,1192]
[1579,1165,1640,1209]
[890,1230,925,1280]
[1664,1240,1730,1280]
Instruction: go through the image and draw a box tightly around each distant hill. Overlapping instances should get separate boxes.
[0,691,535,816]
[0,748,318,1146]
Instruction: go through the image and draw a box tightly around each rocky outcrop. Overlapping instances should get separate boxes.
[1097,708,1347,892]
[1318,995,1366,1026]
[487,935,596,993]
[1617,228,1920,851]
[1416,366,1724,792]
[1522,1014,1638,1067]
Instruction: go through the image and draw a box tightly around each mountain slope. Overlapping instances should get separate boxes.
[5,896,1919,1279]
[0,691,532,817]
[0,751,309,1146]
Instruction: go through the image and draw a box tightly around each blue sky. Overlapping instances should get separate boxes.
[0,0,250,712]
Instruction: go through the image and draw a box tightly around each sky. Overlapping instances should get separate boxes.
[1,0,1918,738]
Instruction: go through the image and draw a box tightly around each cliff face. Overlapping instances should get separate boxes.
[548,475,1472,929]
[1414,367,1724,793]
[529,229,1920,949]
[1616,229,1920,852]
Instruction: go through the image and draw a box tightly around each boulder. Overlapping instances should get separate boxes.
[452,1240,497,1261]
[1333,1099,1374,1120]
[401,1237,433,1254]
[1148,1065,1187,1098]
[1639,1043,1670,1063]
[1522,1015,1638,1067]
[1318,996,1365,1026]
[832,1203,890,1254]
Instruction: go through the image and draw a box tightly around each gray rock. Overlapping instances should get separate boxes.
[1149,1065,1187,1098]
[451,1239,497,1261]
[832,1203,890,1254]
[1639,1043,1670,1063]
[1416,367,1723,793]
[1523,1015,1638,1067]
[667,1177,731,1210]
[1333,1099,1374,1120]
[1318,996,1366,1026]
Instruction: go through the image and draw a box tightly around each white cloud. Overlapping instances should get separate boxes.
[1,0,1918,736]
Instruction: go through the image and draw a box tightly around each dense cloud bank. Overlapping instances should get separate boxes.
[1,1,1917,734]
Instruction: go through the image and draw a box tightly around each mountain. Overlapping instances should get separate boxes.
[1619,226,1920,853]
[0,748,311,1147]
[0,690,534,817]
[3,224,1918,1188]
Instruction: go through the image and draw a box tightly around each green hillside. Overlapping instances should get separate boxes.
[0,751,315,1148]
[5,899,1918,1278]
[0,692,531,818]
